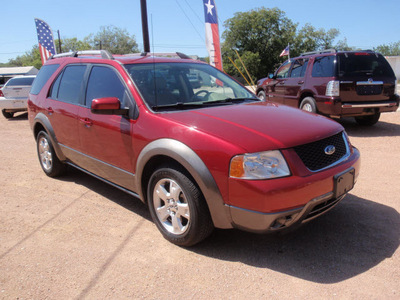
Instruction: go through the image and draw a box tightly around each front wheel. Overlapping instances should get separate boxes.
[147,165,213,246]
[355,113,380,126]
[257,90,267,101]
[36,131,66,177]
[2,110,14,119]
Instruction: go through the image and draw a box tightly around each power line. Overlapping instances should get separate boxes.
[175,0,205,43]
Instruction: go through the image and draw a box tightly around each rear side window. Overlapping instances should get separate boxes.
[57,65,86,104]
[312,56,336,77]
[6,77,35,86]
[30,64,59,95]
[290,59,308,78]
[85,66,126,105]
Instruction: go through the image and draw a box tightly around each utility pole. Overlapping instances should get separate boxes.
[140,0,150,53]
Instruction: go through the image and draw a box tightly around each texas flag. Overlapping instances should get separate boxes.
[203,0,223,71]
[34,18,57,65]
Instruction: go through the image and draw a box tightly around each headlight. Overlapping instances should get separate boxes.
[230,150,290,179]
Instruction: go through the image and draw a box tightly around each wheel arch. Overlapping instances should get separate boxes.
[32,113,66,161]
[135,138,232,229]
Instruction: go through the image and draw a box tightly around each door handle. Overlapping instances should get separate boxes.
[79,118,93,127]
[278,81,285,85]
[46,107,54,115]
[297,80,304,85]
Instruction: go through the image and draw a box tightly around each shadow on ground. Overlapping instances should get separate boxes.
[5,112,28,121]
[59,168,399,284]
[191,194,400,284]
[338,118,400,137]
[61,167,151,222]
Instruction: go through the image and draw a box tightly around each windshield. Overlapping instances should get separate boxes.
[124,62,257,110]
[338,53,395,78]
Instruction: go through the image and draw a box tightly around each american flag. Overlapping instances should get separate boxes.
[203,0,223,71]
[34,18,56,64]
[280,45,290,57]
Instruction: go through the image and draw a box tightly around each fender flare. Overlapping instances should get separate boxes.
[135,138,232,229]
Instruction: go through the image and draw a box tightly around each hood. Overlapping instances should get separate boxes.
[162,101,343,153]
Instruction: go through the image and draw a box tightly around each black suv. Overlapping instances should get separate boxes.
[256,50,399,125]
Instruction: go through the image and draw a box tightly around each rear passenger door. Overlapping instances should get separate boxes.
[78,65,136,190]
[46,64,86,159]
[283,58,309,107]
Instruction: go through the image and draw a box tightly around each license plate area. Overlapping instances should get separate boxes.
[334,168,355,198]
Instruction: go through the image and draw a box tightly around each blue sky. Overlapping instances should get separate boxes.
[1,0,399,63]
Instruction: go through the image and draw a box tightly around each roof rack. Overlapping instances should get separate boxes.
[50,50,114,60]
[300,49,337,56]
[125,52,192,59]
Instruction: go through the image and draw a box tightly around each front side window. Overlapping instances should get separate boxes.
[57,65,86,104]
[86,66,126,106]
[276,61,291,79]
[125,62,257,111]
[312,56,336,77]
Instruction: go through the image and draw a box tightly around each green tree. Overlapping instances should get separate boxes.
[56,37,91,52]
[85,25,139,54]
[374,41,400,56]
[222,7,296,80]
[7,45,42,69]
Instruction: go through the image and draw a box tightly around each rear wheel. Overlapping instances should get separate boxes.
[147,165,213,246]
[2,110,14,119]
[300,97,317,113]
[36,131,66,177]
[355,113,381,126]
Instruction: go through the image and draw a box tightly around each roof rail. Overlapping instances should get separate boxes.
[50,50,114,60]
[127,52,192,59]
[300,49,337,56]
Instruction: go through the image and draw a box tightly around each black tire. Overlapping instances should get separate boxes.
[300,97,317,113]
[355,113,381,126]
[2,110,14,119]
[36,131,66,177]
[257,90,267,101]
[147,165,214,246]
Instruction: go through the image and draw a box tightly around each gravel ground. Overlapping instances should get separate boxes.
[0,111,399,299]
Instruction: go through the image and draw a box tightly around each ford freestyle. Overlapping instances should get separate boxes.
[256,50,399,126]
[28,50,360,246]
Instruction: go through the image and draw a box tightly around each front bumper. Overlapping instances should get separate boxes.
[227,147,360,232]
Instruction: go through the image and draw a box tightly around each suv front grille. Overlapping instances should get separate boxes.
[293,132,348,171]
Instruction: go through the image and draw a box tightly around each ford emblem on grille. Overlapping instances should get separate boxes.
[324,145,336,155]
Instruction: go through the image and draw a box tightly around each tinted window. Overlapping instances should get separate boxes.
[6,77,35,86]
[312,56,335,77]
[49,73,62,99]
[290,59,308,78]
[58,65,86,104]
[30,64,59,95]
[276,61,291,78]
[86,66,125,105]
[338,53,395,77]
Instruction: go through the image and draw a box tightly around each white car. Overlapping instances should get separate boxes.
[0,75,36,118]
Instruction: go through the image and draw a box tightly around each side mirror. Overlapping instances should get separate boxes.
[268,73,275,79]
[91,97,129,116]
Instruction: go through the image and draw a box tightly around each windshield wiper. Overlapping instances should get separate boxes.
[203,97,260,105]
[151,102,205,111]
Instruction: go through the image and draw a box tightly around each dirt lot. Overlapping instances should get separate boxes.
[0,111,399,299]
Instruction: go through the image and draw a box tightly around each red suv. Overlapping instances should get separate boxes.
[256,50,399,125]
[28,50,360,246]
